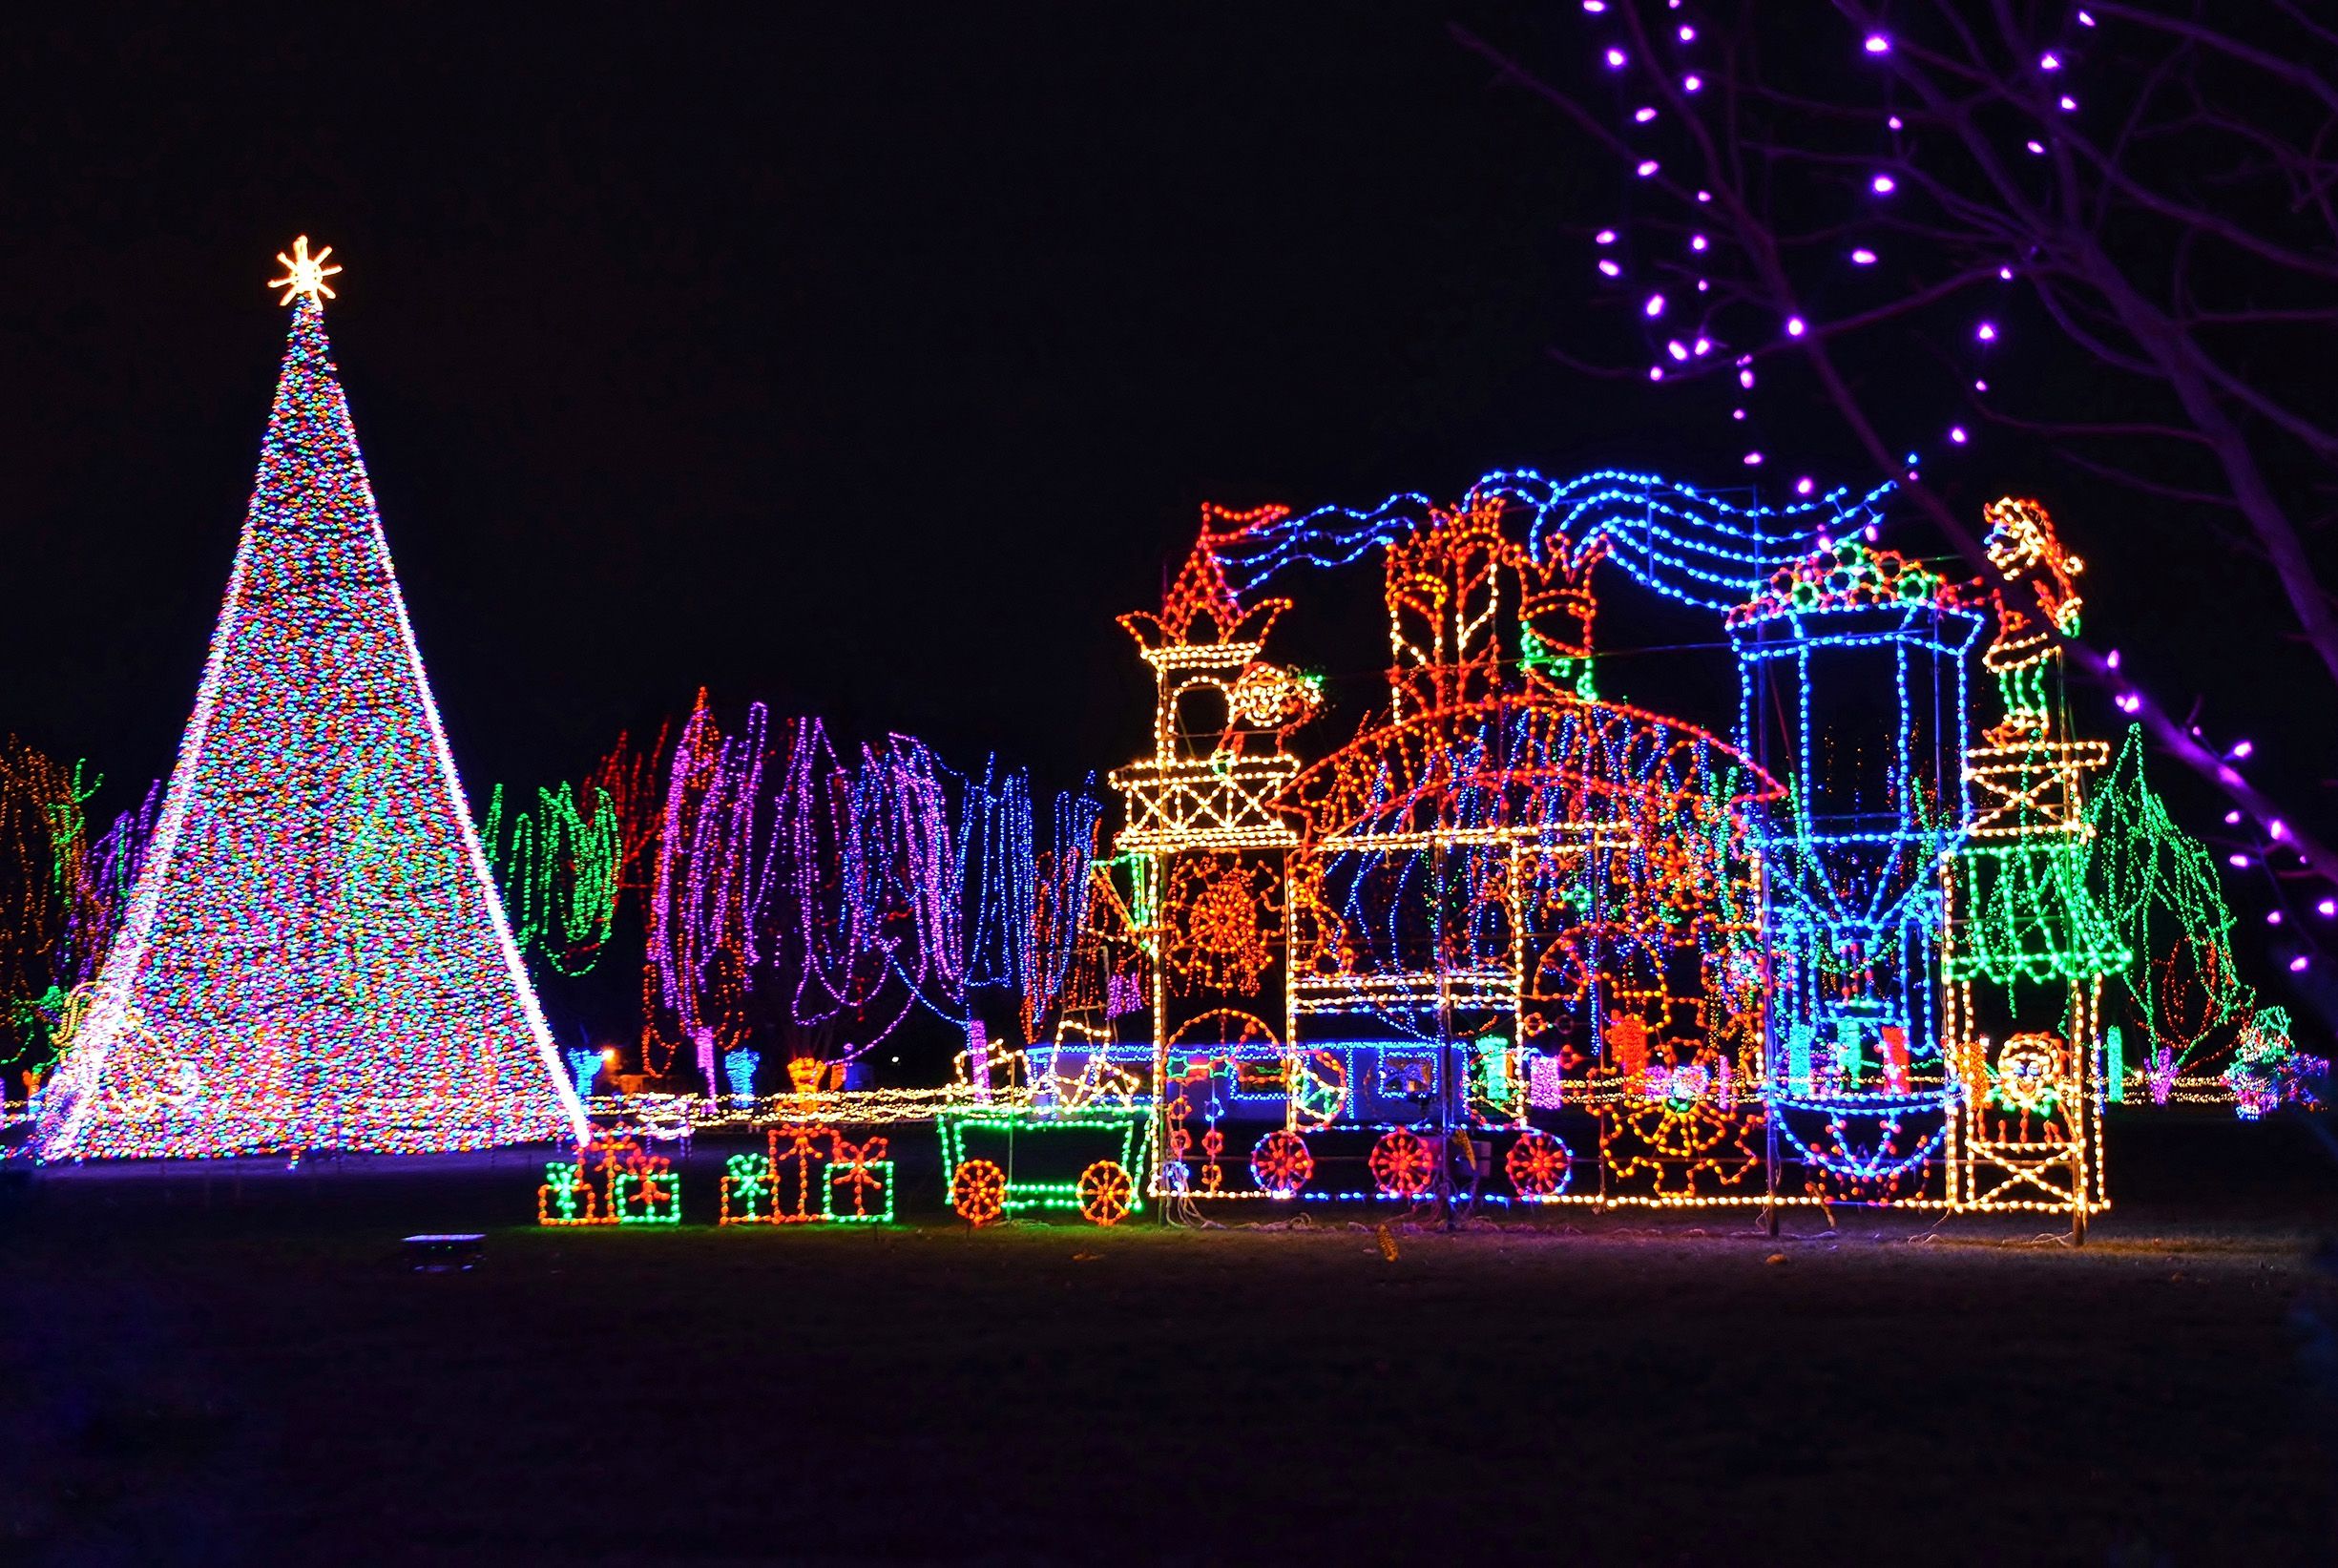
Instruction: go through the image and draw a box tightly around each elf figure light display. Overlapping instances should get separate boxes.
[1941,498,2123,1223]
[35,241,587,1159]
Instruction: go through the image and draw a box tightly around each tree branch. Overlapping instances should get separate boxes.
[2090,4,2338,118]
[2045,447,2249,515]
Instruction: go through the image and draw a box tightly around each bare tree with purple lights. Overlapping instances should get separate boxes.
[1451,1,2338,948]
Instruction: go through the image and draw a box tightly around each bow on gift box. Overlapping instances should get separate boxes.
[589,1134,675,1204]
[541,1160,595,1222]
[724,1152,772,1206]
[827,1133,890,1217]
[625,1149,676,1206]
[770,1123,827,1167]
[765,1122,833,1220]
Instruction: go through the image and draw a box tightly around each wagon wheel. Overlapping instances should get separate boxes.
[1249,1128,1314,1199]
[1367,1129,1433,1199]
[1504,1128,1572,1199]
[1077,1160,1134,1227]
[951,1158,1008,1227]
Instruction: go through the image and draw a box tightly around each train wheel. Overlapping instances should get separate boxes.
[1077,1160,1134,1226]
[1505,1129,1572,1199]
[1249,1129,1314,1199]
[1367,1129,1433,1199]
[951,1158,1007,1227]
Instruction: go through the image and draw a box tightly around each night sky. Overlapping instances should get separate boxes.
[3,8,2320,835]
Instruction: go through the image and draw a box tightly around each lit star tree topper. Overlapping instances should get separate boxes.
[34,243,588,1159]
[268,234,343,306]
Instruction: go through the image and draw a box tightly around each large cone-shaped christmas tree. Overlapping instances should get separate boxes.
[37,241,587,1158]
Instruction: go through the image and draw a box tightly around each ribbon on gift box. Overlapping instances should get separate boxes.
[827,1133,890,1218]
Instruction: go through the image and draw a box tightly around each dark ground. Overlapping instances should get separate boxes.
[5,1113,2336,1567]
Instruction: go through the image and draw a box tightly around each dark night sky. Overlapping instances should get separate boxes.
[1,7,2319,837]
[0,7,1566,800]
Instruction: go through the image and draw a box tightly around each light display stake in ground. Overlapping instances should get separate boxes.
[36,243,588,1159]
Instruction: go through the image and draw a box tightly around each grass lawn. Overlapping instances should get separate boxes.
[6,1114,2335,1566]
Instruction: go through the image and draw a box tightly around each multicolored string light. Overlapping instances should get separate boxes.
[34,252,588,1159]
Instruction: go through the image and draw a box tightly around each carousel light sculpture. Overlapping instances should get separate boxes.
[35,243,587,1160]
[1067,475,1858,1209]
[1273,491,1781,1205]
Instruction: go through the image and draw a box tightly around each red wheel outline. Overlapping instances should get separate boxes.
[951,1158,1007,1226]
[1368,1129,1433,1198]
[1077,1160,1134,1226]
[1505,1129,1571,1198]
